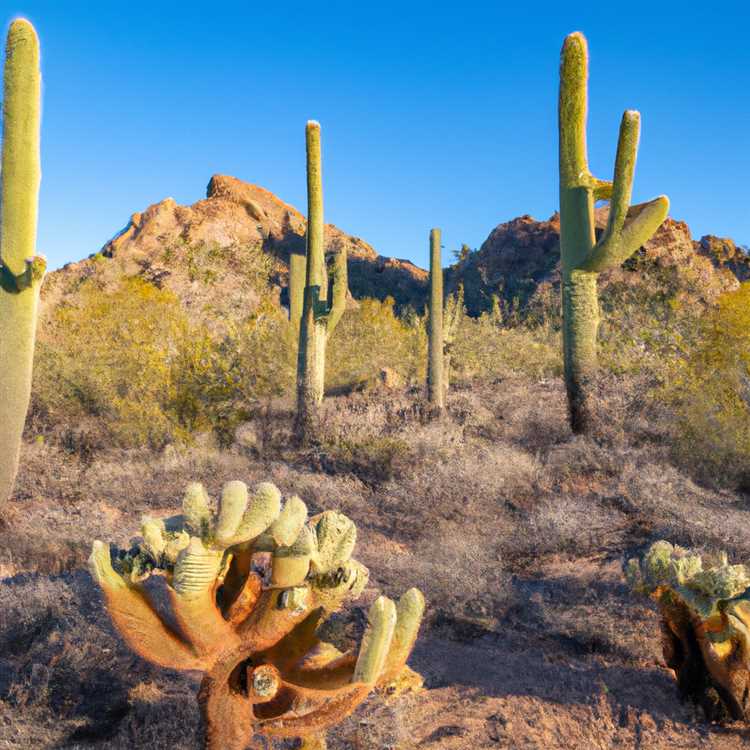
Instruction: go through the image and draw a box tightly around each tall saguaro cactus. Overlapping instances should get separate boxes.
[0,19,46,509]
[558,32,669,432]
[294,121,347,443]
[427,228,444,410]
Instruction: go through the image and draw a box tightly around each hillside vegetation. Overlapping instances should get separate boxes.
[3,175,750,748]
[26,190,750,491]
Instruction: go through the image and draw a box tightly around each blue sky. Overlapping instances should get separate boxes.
[4,1,750,270]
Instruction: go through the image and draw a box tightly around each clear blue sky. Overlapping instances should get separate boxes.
[5,1,750,270]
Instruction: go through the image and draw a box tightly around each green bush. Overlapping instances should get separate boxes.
[326,297,425,391]
[660,283,750,487]
[451,312,562,383]
[33,279,295,448]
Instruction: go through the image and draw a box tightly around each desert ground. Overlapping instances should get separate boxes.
[2,376,749,749]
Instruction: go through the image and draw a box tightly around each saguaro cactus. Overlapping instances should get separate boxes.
[558,32,669,432]
[427,228,444,409]
[90,480,425,749]
[628,541,750,722]
[427,232,464,408]
[294,121,347,443]
[0,19,46,509]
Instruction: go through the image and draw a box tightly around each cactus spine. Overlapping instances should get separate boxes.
[427,229,444,409]
[558,32,669,433]
[0,19,46,509]
[294,121,347,443]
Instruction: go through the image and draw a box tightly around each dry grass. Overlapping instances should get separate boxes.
[2,374,750,748]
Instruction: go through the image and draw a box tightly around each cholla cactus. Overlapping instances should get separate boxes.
[90,480,424,749]
[628,541,750,721]
[0,19,47,509]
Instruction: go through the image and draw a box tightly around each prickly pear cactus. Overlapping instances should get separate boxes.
[90,481,425,749]
[628,541,750,721]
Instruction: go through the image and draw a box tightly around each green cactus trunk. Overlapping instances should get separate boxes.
[427,229,444,410]
[294,122,347,444]
[558,32,669,433]
[288,250,306,336]
[0,20,46,509]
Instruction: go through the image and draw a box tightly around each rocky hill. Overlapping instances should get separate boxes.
[42,174,747,323]
[449,209,749,317]
[42,174,428,319]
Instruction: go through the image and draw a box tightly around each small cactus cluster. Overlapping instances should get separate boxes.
[90,480,424,749]
[628,541,750,721]
[0,19,46,509]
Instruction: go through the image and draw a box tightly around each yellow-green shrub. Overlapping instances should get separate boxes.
[326,297,425,391]
[451,313,562,383]
[171,299,295,444]
[33,279,295,448]
[662,283,750,487]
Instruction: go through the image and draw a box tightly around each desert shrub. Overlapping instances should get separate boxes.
[327,297,425,391]
[164,238,275,293]
[32,279,295,449]
[660,283,750,488]
[169,299,295,445]
[451,312,561,383]
[317,434,413,485]
[598,268,701,378]
[33,278,186,448]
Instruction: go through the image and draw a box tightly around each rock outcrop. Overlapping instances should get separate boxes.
[449,209,745,317]
[41,173,746,325]
[43,175,427,317]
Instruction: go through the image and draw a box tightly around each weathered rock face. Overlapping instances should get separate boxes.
[697,235,750,282]
[42,174,746,325]
[43,175,427,317]
[449,208,745,317]
[447,214,561,316]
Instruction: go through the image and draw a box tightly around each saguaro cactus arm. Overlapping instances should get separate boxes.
[580,111,669,273]
[324,245,347,337]
[0,19,46,510]
[1,255,46,293]
[91,480,424,750]
[559,33,669,275]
